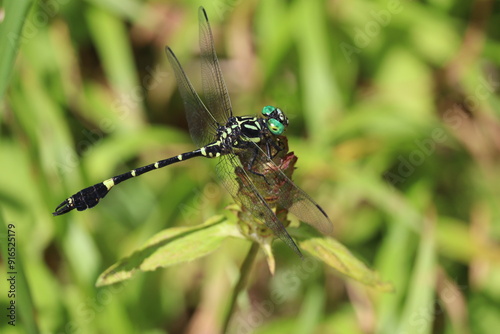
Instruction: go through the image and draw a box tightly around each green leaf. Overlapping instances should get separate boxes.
[96,216,239,286]
[0,0,32,99]
[396,218,436,334]
[300,236,393,292]
[85,4,141,114]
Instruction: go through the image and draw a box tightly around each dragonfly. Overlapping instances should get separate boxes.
[53,7,332,256]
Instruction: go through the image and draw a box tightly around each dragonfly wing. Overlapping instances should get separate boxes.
[165,47,217,148]
[199,6,233,123]
[249,141,333,235]
[278,186,333,235]
[216,154,302,256]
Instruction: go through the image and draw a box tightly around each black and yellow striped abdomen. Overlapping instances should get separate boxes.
[52,117,266,215]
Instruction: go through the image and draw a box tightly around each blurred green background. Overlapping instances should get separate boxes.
[1,0,499,333]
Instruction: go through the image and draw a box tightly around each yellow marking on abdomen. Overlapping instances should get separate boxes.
[177,154,183,161]
[154,162,159,168]
[103,178,115,190]
[131,170,136,177]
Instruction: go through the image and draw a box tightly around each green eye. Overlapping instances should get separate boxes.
[262,106,275,116]
[267,118,285,135]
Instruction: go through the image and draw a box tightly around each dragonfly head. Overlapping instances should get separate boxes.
[262,106,288,136]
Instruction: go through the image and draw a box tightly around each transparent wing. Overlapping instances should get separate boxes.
[216,154,302,256]
[244,140,333,236]
[278,183,333,235]
[165,47,218,147]
[199,6,233,123]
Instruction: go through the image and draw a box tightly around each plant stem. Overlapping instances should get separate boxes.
[222,242,260,333]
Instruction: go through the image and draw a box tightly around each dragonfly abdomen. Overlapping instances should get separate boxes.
[53,149,210,215]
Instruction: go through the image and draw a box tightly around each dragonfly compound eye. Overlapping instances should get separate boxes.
[262,105,276,116]
[267,118,285,135]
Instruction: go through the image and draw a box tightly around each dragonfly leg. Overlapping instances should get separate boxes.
[246,146,272,185]
[267,138,285,159]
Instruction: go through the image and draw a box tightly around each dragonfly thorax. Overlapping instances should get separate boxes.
[214,116,262,151]
[216,106,288,151]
